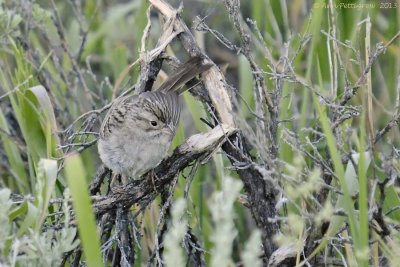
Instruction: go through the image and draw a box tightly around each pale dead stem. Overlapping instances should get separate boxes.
[149,0,235,128]
[87,1,240,265]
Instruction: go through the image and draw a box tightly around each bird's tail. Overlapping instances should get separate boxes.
[156,56,212,94]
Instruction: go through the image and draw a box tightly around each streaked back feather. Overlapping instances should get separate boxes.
[100,57,211,139]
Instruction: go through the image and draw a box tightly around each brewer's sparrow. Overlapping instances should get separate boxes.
[98,57,212,180]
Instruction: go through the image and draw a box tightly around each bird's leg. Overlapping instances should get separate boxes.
[121,175,129,185]
[110,173,125,194]
[148,170,160,193]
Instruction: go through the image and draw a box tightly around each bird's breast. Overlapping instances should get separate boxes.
[98,128,172,179]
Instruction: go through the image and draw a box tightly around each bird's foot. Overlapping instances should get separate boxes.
[148,170,160,193]
[110,174,126,194]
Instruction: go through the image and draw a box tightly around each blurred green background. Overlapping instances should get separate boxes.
[0,0,399,266]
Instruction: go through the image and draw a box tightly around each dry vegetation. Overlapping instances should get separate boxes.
[0,0,400,266]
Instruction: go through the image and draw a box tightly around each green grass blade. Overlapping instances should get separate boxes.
[65,153,103,267]
[299,0,325,134]
[35,159,58,232]
[314,59,360,257]
[357,113,369,264]
[0,109,28,192]
[25,85,62,159]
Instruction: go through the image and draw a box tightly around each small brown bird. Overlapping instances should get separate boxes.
[98,57,212,180]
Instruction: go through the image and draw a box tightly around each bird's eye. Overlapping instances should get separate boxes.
[150,120,158,127]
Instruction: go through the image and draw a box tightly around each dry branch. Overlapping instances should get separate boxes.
[149,0,279,259]
[92,124,236,215]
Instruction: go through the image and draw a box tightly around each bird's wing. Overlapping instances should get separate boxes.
[100,95,137,138]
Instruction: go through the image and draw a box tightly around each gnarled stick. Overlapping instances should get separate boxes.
[93,124,236,216]
[149,0,279,259]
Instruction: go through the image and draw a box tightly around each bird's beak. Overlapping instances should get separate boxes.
[162,124,174,135]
